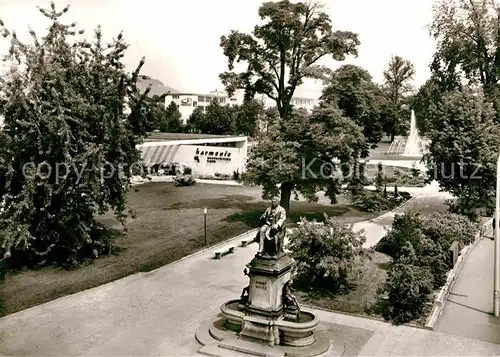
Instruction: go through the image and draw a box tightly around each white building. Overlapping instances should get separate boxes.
[137,132,247,177]
[289,96,317,111]
[165,88,317,123]
[255,94,317,112]
[165,90,244,123]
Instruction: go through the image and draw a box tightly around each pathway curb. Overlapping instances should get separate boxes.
[424,218,492,329]
[368,195,417,223]
[144,228,259,274]
[302,303,431,331]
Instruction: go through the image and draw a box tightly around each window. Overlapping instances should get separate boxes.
[193,101,198,107]
[198,96,205,102]
[173,95,179,99]
[219,97,226,104]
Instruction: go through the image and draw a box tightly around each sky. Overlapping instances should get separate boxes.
[0,0,437,99]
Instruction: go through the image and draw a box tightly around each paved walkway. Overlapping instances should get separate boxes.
[435,235,500,345]
[0,227,498,356]
[2,186,496,356]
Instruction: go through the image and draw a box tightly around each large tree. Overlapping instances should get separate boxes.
[381,55,415,141]
[219,0,359,122]
[321,64,384,147]
[0,3,151,266]
[186,100,234,135]
[232,99,265,137]
[411,76,446,135]
[163,101,183,133]
[242,105,366,211]
[220,0,359,209]
[430,0,500,105]
[423,89,500,219]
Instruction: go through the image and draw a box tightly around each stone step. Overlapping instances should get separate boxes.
[219,338,285,357]
[198,342,255,356]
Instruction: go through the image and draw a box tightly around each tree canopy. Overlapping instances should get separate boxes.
[241,105,366,211]
[381,55,415,141]
[146,99,183,133]
[0,3,151,266]
[423,89,500,219]
[185,99,262,136]
[219,0,359,121]
[321,64,385,147]
[220,0,361,210]
[430,0,500,98]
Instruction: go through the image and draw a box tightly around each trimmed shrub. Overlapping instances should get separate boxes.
[382,260,434,325]
[174,174,196,186]
[375,162,385,191]
[352,190,411,213]
[421,212,477,249]
[376,211,424,259]
[288,216,366,294]
[377,210,479,324]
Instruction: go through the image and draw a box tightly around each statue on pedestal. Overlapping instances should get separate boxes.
[282,280,300,319]
[255,196,287,257]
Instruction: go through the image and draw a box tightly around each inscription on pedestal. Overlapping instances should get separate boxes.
[255,281,267,290]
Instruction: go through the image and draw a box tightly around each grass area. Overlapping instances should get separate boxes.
[296,251,391,316]
[0,182,383,317]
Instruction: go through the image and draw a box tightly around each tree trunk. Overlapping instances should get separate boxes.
[390,130,395,142]
[280,182,293,213]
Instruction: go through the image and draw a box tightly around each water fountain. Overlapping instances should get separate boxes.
[403,110,421,156]
[196,230,329,356]
[386,110,428,157]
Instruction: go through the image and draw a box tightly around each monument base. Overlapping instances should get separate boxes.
[196,316,331,357]
[239,314,281,346]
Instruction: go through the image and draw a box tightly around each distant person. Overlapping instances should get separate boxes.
[492,217,497,240]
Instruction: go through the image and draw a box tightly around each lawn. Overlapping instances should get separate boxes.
[0,182,383,317]
[296,251,391,316]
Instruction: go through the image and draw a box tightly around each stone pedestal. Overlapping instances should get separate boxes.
[239,253,295,346]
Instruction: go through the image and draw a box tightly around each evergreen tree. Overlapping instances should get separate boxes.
[0,2,151,267]
[164,102,183,133]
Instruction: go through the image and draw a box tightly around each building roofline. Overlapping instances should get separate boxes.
[166,92,232,98]
[137,136,248,148]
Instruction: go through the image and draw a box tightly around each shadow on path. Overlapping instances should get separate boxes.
[435,238,500,345]
[447,299,491,315]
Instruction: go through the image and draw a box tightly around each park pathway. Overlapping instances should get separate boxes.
[2,186,496,356]
[435,234,500,344]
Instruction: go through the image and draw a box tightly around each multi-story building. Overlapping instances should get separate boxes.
[255,94,317,112]
[165,90,243,123]
[289,96,317,111]
[165,88,317,123]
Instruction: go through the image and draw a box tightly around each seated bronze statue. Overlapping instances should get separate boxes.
[254,196,286,257]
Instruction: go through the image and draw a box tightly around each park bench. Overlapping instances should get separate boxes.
[214,244,236,259]
[241,236,256,247]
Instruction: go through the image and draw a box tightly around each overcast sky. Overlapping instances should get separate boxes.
[0,0,436,98]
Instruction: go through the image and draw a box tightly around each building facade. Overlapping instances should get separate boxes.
[165,89,317,122]
[254,94,317,112]
[137,135,248,177]
[165,90,243,123]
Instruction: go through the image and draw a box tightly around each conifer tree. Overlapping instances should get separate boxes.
[0,2,151,266]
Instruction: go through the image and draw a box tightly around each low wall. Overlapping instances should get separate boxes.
[425,218,492,329]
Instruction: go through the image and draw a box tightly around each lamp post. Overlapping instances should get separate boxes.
[204,207,208,246]
[494,154,500,316]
